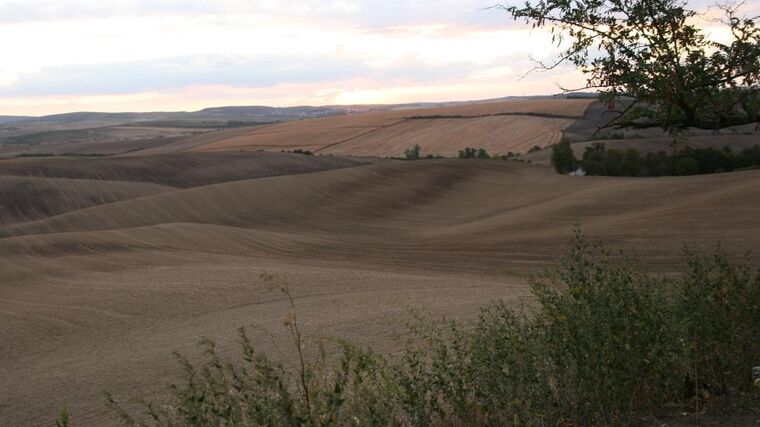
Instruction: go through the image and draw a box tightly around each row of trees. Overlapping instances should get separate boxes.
[402,145,520,160]
[552,139,760,176]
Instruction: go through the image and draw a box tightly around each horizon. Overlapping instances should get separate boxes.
[0,0,750,116]
[1,93,576,118]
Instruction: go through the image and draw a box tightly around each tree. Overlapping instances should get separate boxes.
[551,138,578,173]
[582,142,608,175]
[404,144,421,160]
[504,0,760,133]
[458,147,491,158]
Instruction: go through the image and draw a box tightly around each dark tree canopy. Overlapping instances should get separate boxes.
[551,138,578,173]
[504,0,760,133]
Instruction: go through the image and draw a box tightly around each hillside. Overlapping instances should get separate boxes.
[2,153,760,425]
[0,99,593,158]
[189,99,592,157]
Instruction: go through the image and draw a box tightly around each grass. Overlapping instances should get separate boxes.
[88,231,760,425]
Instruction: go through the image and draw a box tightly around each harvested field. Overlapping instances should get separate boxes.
[190,99,592,156]
[0,152,371,188]
[117,126,268,156]
[2,153,760,426]
[0,126,214,158]
[0,176,171,223]
[319,115,574,157]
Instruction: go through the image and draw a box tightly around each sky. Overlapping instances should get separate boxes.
[0,0,750,116]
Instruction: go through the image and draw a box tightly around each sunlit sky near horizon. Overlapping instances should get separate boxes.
[0,0,751,116]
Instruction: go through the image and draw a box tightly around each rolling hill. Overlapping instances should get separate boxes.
[189,99,592,157]
[2,152,760,425]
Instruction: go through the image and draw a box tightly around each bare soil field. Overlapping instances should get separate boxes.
[0,126,215,158]
[2,153,760,426]
[319,115,574,157]
[190,99,592,156]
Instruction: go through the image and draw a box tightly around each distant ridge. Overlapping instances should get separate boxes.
[0,116,33,125]
[1,93,595,125]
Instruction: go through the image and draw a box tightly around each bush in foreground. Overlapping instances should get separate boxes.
[106,233,759,426]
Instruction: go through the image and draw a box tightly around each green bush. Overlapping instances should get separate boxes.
[578,143,760,177]
[528,145,542,153]
[550,138,578,173]
[104,234,760,426]
[457,147,490,159]
[404,145,422,160]
[679,248,760,395]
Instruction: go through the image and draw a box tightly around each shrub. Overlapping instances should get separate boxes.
[551,138,578,173]
[104,234,760,426]
[674,156,699,176]
[528,145,542,153]
[457,147,490,159]
[404,145,422,160]
[55,407,71,427]
[679,248,760,395]
[578,143,760,177]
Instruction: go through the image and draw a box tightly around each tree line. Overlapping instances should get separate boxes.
[552,139,760,176]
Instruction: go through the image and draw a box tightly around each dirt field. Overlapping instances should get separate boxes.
[2,152,760,426]
[0,126,215,158]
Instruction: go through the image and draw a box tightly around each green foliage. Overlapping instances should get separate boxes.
[56,406,71,427]
[404,144,422,160]
[226,120,272,128]
[527,145,542,153]
[674,156,699,176]
[550,138,578,173]
[679,248,760,395]
[282,149,314,155]
[504,0,760,132]
[107,276,395,427]
[105,234,760,426]
[579,143,760,176]
[457,147,491,159]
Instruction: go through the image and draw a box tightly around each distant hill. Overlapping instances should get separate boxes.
[0,95,604,156]
[0,116,33,125]
[12,106,348,127]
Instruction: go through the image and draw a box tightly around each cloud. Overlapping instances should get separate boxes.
[0,0,583,114]
[0,55,364,96]
[0,52,498,97]
[0,0,524,33]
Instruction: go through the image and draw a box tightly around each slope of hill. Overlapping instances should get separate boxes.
[0,152,371,188]
[1,99,595,158]
[0,106,351,157]
[0,115,33,125]
[3,144,760,426]
[189,99,593,157]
